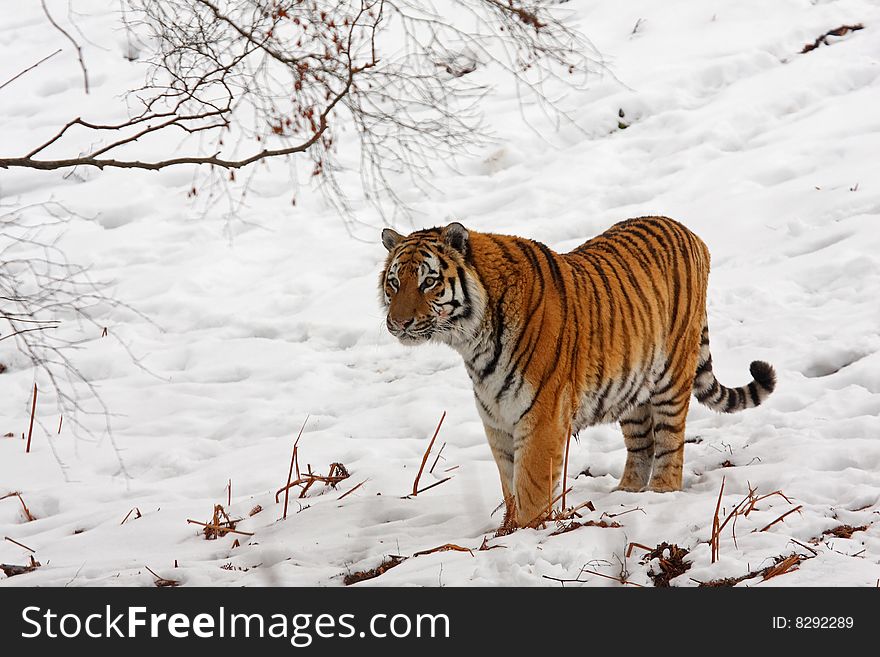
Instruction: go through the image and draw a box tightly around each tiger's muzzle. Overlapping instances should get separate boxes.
[386,315,434,344]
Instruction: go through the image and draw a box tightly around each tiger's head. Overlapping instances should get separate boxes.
[379,222,485,347]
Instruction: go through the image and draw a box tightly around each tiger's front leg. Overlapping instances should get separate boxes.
[512,414,569,528]
[483,424,516,531]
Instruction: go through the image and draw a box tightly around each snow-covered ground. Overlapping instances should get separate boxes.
[2,0,880,587]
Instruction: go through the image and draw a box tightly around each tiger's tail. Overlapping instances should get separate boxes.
[692,315,776,413]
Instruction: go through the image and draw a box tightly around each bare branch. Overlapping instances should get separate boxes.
[40,0,90,93]
[4,0,601,218]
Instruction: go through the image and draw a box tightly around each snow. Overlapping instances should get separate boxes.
[1,0,880,587]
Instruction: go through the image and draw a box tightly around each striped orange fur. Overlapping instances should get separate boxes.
[379,217,776,529]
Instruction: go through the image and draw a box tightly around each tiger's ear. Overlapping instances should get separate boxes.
[442,222,469,255]
[381,228,404,251]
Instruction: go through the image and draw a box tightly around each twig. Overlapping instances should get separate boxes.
[626,542,653,558]
[120,507,142,525]
[16,494,36,522]
[543,569,643,587]
[0,48,62,91]
[428,442,446,475]
[338,479,368,501]
[412,543,474,558]
[744,490,792,516]
[601,506,645,519]
[412,411,446,496]
[25,383,37,453]
[4,536,35,552]
[759,505,803,533]
[40,0,89,93]
[412,476,452,496]
[789,538,818,556]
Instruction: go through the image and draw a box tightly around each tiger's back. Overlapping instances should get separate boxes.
[379,216,775,528]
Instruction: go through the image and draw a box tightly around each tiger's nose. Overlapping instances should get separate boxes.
[388,317,415,331]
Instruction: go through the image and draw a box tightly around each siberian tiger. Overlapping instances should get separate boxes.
[379,217,776,529]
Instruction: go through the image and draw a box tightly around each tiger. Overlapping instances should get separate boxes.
[378,216,776,529]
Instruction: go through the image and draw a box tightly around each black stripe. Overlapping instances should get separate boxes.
[479,287,509,380]
[696,380,719,402]
[747,382,760,407]
[695,356,713,376]
[653,421,685,434]
[724,387,741,412]
[456,266,473,321]
[654,445,684,459]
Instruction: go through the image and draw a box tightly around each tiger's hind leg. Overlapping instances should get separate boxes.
[615,401,654,492]
[646,354,698,492]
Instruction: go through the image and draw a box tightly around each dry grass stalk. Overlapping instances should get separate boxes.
[711,477,725,563]
[120,507,142,525]
[412,411,446,496]
[227,479,231,507]
[25,383,37,453]
[758,505,803,533]
[626,542,654,558]
[337,479,368,501]
[57,416,62,434]
[344,556,406,586]
[428,442,446,475]
[412,476,452,496]
[13,493,36,522]
[187,518,253,538]
[281,416,309,520]
[762,554,804,581]
[412,543,474,558]
[188,504,252,539]
[276,462,351,505]
[601,506,644,519]
[4,536,35,552]
[145,566,180,588]
[478,537,506,551]
[744,490,792,516]
[709,483,798,561]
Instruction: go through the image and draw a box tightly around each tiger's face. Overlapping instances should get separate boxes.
[379,222,483,346]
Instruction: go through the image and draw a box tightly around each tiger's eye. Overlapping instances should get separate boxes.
[423,277,435,288]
